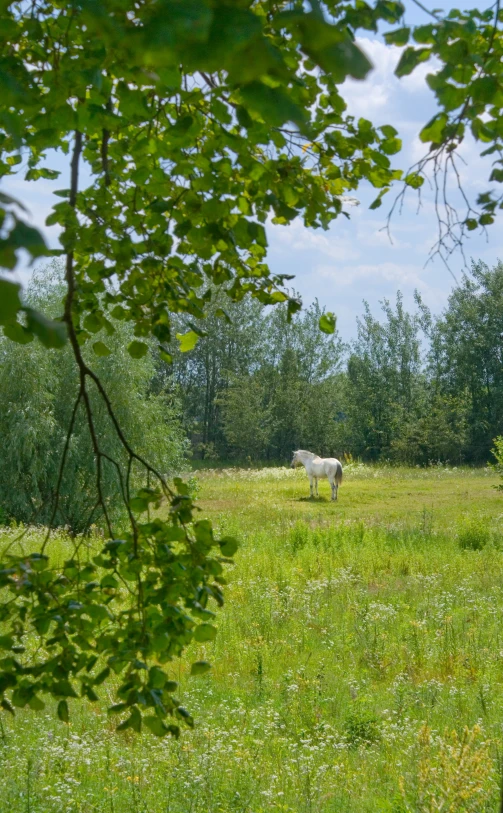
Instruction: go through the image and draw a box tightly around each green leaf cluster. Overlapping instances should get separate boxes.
[0,0,406,361]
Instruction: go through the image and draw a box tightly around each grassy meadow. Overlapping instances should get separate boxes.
[2,463,503,812]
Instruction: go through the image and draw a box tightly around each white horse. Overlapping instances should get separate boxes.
[291,450,343,501]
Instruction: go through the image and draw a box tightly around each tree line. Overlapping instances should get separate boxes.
[1,259,502,530]
[167,260,503,466]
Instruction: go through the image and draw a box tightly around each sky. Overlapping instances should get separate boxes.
[4,1,501,341]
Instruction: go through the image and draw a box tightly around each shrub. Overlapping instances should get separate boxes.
[491,435,503,490]
[344,704,381,748]
[457,518,491,551]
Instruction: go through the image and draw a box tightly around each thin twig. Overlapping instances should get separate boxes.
[410,0,441,20]
[42,386,83,552]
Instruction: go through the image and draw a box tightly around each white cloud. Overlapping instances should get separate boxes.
[317,260,425,287]
[342,37,439,123]
[272,218,361,262]
[4,176,62,241]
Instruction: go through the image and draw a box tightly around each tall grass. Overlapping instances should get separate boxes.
[1,465,502,812]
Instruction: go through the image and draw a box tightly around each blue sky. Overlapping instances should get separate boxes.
[268,1,502,338]
[5,1,500,341]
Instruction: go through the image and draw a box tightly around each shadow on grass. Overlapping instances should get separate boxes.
[296,496,330,503]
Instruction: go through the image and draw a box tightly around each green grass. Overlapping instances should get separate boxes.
[2,464,503,812]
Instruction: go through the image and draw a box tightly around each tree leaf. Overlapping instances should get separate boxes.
[369,188,389,209]
[395,46,431,78]
[144,715,168,737]
[1,699,15,715]
[160,349,173,364]
[3,321,34,344]
[148,666,166,689]
[127,340,149,359]
[129,496,149,513]
[190,660,212,676]
[117,706,142,733]
[3,219,48,261]
[175,706,194,727]
[0,279,22,325]
[194,623,217,643]
[57,700,69,723]
[220,537,238,557]
[93,341,112,357]
[419,112,448,144]
[240,82,307,130]
[176,330,199,352]
[319,313,336,334]
[384,27,410,46]
[29,695,45,711]
[405,172,425,189]
[24,307,67,348]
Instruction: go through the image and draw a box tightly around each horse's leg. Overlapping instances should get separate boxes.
[309,475,314,498]
[335,483,338,501]
[314,477,318,498]
[330,479,335,501]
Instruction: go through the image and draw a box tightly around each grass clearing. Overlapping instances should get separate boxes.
[1,465,503,812]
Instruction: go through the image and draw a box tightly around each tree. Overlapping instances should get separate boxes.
[428,261,503,461]
[168,290,265,457]
[346,293,424,459]
[0,265,188,532]
[167,295,345,461]
[1,0,502,732]
[221,375,273,461]
[390,391,468,465]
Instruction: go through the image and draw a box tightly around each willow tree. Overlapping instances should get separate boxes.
[0,0,502,734]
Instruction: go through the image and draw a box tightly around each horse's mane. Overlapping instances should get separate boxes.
[295,450,316,458]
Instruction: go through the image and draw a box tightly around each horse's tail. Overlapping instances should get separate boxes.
[336,461,343,485]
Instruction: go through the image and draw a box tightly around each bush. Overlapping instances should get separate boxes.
[491,436,503,490]
[0,266,188,533]
[344,704,381,749]
[457,518,491,551]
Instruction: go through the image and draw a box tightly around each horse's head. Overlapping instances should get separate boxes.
[291,451,301,469]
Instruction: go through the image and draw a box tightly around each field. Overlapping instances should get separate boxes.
[2,464,503,812]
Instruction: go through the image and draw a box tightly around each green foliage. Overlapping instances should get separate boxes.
[391,393,468,466]
[319,312,337,334]
[345,292,424,460]
[221,376,273,461]
[186,475,201,500]
[0,510,236,738]
[169,293,345,461]
[457,517,491,551]
[0,267,188,532]
[0,269,235,734]
[170,265,503,467]
[338,264,502,465]
[429,261,503,461]
[344,704,381,749]
[0,0,407,346]
[0,278,21,325]
[491,436,503,490]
